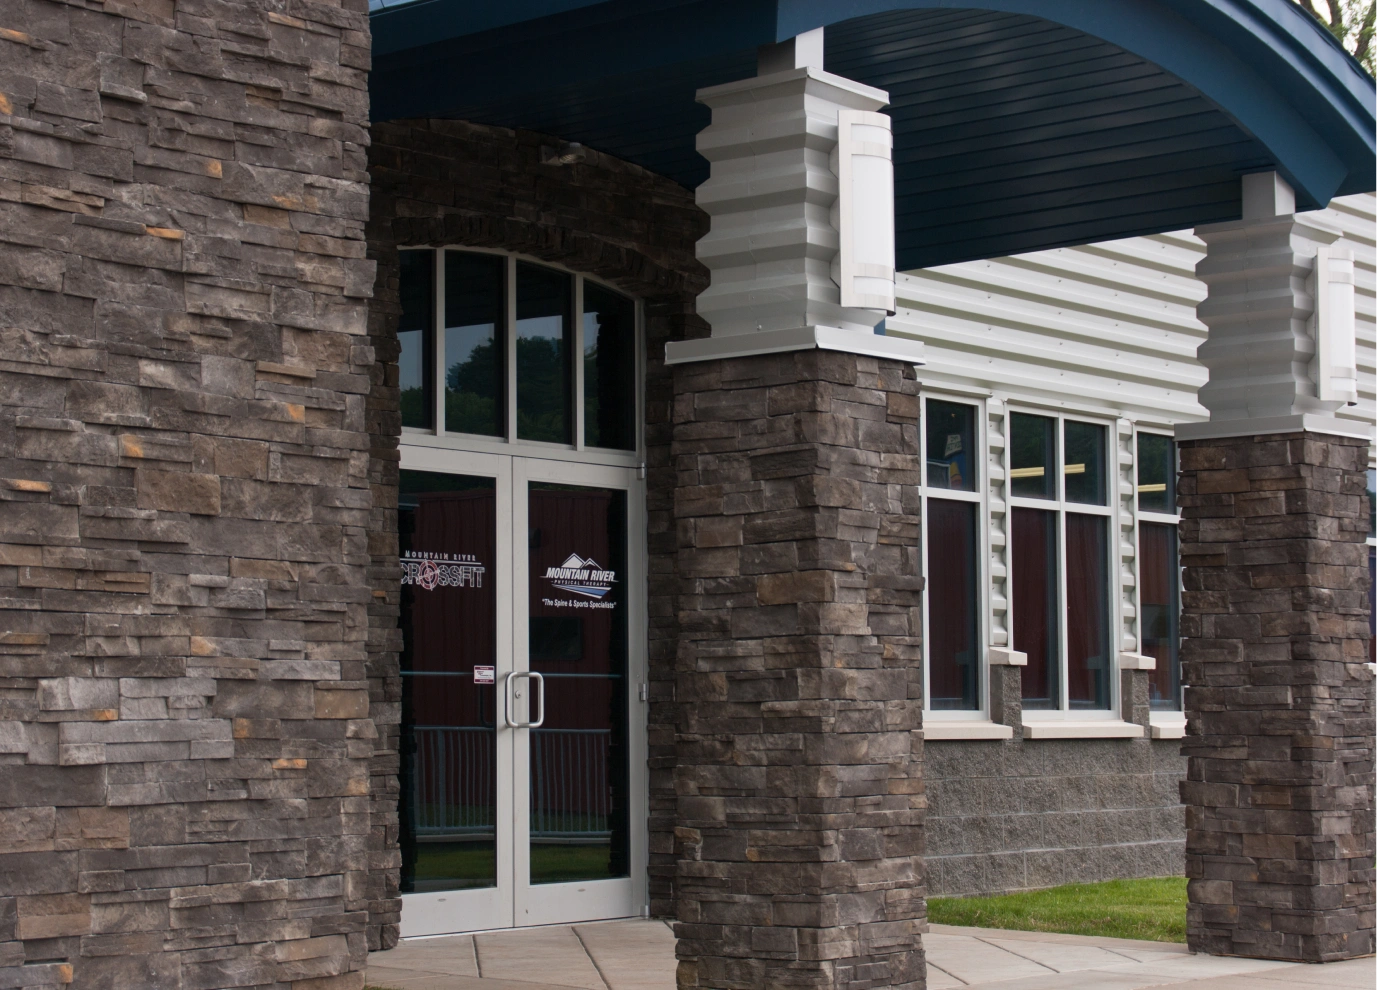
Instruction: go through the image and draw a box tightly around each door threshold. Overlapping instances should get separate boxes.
[402,914,648,940]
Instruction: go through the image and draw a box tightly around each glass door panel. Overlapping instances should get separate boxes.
[398,452,643,933]
[525,483,631,885]
[514,462,642,928]
[398,462,513,936]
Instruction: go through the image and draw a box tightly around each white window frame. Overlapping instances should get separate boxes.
[1007,406,1120,721]
[919,391,991,723]
[1135,428,1184,730]
[396,246,644,470]
[1360,459,1371,660]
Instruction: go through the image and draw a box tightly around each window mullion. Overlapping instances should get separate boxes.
[433,248,445,435]
[574,276,585,452]
[636,301,645,456]
[506,256,517,443]
[919,407,929,712]
[920,491,932,714]
[1056,419,1068,712]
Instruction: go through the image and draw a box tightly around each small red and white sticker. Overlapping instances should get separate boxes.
[473,665,495,685]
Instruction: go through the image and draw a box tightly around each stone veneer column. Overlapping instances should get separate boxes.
[1178,432,1373,960]
[1180,173,1374,961]
[0,0,375,986]
[672,349,926,990]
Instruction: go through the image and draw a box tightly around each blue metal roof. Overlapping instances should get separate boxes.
[369,0,1376,270]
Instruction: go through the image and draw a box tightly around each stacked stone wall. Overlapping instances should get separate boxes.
[364,118,708,939]
[0,0,376,986]
[670,350,926,990]
[1179,431,1374,961]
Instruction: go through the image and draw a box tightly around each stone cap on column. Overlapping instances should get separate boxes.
[665,323,926,365]
[988,647,1027,666]
[1176,415,1372,442]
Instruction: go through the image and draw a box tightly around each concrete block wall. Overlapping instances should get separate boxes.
[363,118,709,940]
[925,738,1186,896]
[0,0,376,986]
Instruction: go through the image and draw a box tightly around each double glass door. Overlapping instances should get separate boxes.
[397,450,645,935]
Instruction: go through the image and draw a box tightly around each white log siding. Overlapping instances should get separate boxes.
[1327,194,1377,444]
[893,192,1375,703]
[894,192,1375,436]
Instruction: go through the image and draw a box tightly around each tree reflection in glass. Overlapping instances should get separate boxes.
[445,252,504,437]
[398,249,434,430]
[516,263,572,444]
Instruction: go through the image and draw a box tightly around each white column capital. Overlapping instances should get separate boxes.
[1183,182,1369,442]
[668,37,921,368]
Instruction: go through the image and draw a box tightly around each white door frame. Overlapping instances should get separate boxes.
[398,447,515,937]
[398,444,647,936]
[512,455,648,928]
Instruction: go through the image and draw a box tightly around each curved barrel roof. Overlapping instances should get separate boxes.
[370,0,1375,269]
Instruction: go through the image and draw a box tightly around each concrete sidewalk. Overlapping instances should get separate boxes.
[366,919,1376,990]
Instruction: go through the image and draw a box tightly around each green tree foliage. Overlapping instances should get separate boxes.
[1295,0,1375,74]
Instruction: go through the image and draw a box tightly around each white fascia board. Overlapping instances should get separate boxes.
[913,364,1208,425]
[664,325,924,366]
[910,332,1209,401]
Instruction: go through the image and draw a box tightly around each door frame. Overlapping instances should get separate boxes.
[511,456,649,928]
[397,443,648,936]
[397,448,515,937]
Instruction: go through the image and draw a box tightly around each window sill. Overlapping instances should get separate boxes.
[1148,714,1186,739]
[924,721,1014,741]
[1021,719,1144,740]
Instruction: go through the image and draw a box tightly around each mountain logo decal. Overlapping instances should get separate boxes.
[543,553,616,599]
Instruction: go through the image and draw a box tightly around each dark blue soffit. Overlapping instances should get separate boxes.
[370,0,1376,270]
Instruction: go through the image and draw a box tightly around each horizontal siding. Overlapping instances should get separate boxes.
[894,228,1209,425]
[894,192,1377,452]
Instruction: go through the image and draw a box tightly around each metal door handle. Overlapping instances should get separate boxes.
[504,671,545,728]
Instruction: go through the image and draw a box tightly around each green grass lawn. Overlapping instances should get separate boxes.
[928,877,1188,943]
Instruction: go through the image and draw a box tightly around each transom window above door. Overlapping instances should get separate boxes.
[396,248,639,453]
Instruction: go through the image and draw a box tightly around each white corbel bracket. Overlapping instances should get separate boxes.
[1312,245,1359,407]
[679,28,912,368]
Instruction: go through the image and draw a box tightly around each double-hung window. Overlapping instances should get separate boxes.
[1008,412,1114,712]
[921,397,983,712]
[396,248,639,452]
[1136,433,1181,710]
